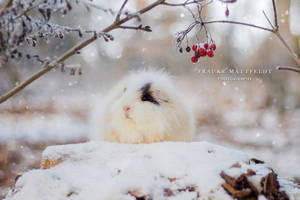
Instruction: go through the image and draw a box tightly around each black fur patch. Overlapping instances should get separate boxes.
[140,83,159,105]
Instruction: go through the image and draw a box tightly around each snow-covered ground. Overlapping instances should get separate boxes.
[4,141,300,200]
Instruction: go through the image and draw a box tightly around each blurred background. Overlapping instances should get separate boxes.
[0,0,300,197]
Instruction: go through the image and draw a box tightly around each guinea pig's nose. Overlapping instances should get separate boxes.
[123,105,131,119]
[123,105,130,112]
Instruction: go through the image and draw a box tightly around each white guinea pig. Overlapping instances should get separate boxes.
[90,69,195,144]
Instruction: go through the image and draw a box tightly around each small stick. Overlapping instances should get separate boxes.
[115,0,128,22]
[277,66,300,73]
[262,10,275,30]
[119,25,152,32]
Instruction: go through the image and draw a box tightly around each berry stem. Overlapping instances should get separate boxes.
[203,20,274,33]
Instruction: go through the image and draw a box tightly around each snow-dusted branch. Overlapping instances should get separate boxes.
[0,0,167,104]
[0,0,13,17]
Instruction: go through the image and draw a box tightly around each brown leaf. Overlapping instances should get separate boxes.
[261,171,289,200]
[167,177,177,182]
[40,159,63,169]
[250,158,265,164]
[128,190,151,200]
[222,183,252,198]
[178,186,196,192]
[220,171,259,199]
[231,163,241,168]
[246,169,256,176]
[220,171,238,188]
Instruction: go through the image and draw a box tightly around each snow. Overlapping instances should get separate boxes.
[4,141,300,200]
[0,113,86,143]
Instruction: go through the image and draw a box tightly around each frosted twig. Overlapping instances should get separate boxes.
[162,0,203,7]
[0,0,13,17]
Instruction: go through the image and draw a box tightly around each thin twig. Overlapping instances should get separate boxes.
[272,0,279,31]
[203,20,274,32]
[0,0,13,17]
[262,10,275,30]
[0,0,165,104]
[162,0,202,7]
[119,25,152,32]
[84,2,115,15]
[115,0,128,22]
[277,66,300,73]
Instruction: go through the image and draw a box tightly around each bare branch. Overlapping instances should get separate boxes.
[277,66,300,73]
[203,20,274,32]
[272,0,279,31]
[218,0,236,3]
[119,25,152,32]
[115,0,128,22]
[84,2,115,15]
[0,0,299,104]
[262,10,275,30]
[162,0,201,7]
[0,0,13,17]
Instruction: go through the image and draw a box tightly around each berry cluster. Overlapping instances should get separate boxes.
[190,43,216,63]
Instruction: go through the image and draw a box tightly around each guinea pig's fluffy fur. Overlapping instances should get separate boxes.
[90,69,195,143]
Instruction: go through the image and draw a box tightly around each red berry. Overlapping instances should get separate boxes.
[207,50,214,57]
[204,43,209,49]
[192,44,197,51]
[198,48,206,56]
[191,56,198,63]
[210,44,216,51]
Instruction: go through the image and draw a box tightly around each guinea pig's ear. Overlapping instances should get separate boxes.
[154,89,169,103]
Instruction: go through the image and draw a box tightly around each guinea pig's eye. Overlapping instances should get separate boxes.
[140,83,159,105]
[141,92,159,105]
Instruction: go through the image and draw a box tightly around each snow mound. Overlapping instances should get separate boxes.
[5,142,300,200]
